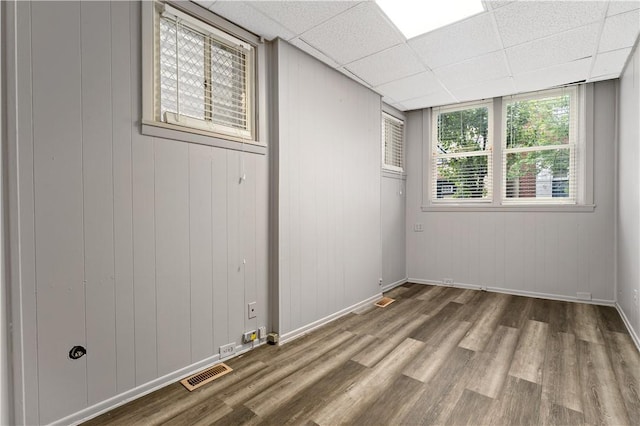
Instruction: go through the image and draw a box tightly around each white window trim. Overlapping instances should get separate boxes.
[422,84,595,212]
[141,1,267,153]
[428,99,494,205]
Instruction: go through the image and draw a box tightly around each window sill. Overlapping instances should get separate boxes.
[141,120,267,155]
[421,204,596,213]
[382,169,406,179]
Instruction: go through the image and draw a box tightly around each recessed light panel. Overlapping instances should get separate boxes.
[376,0,486,39]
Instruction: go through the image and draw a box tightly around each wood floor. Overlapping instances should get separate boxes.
[85,284,640,426]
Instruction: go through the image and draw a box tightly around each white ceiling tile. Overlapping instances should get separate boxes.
[338,67,372,88]
[408,12,502,69]
[598,10,640,52]
[288,38,340,69]
[484,1,513,11]
[434,50,509,89]
[607,1,640,16]
[209,1,295,40]
[249,1,358,36]
[193,1,216,10]
[300,2,404,65]
[374,71,442,102]
[506,23,599,75]
[591,48,632,77]
[512,58,591,93]
[449,77,516,103]
[589,72,621,82]
[494,1,606,47]
[400,91,458,110]
[345,44,426,87]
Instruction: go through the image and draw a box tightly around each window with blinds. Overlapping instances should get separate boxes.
[503,87,578,204]
[382,113,404,172]
[431,102,492,202]
[156,4,255,140]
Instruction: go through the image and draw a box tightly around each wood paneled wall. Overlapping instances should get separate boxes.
[8,2,268,423]
[617,44,640,342]
[405,81,617,303]
[273,40,382,336]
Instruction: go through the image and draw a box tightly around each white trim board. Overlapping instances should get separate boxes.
[615,303,640,353]
[279,293,382,345]
[57,340,265,426]
[382,278,408,293]
[407,278,616,306]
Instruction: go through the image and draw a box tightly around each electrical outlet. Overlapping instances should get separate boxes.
[243,330,257,344]
[634,289,639,307]
[248,302,257,319]
[414,223,424,232]
[443,278,454,286]
[379,278,383,286]
[219,343,236,358]
[258,326,267,339]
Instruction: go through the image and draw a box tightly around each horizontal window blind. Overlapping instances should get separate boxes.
[382,113,404,171]
[157,7,254,140]
[503,88,577,204]
[432,104,492,201]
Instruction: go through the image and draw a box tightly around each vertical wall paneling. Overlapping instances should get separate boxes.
[31,2,87,423]
[9,1,40,423]
[226,151,244,347]
[189,144,214,362]
[381,174,406,287]
[617,43,640,340]
[111,0,135,394]
[211,148,229,350]
[406,82,617,303]
[8,1,271,422]
[242,153,258,335]
[154,139,191,375]
[275,40,382,335]
[81,1,117,405]
[131,136,157,385]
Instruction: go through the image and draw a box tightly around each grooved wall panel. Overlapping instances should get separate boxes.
[9,2,269,423]
[405,81,617,302]
[81,1,117,406]
[617,43,640,340]
[381,175,406,286]
[31,2,87,423]
[274,39,382,335]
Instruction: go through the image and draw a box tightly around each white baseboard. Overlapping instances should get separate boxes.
[279,293,382,345]
[615,303,640,353]
[381,278,408,293]
[58,340,264,426]
[407,278,616,306]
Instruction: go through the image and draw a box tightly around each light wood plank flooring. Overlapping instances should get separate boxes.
[85,284,640,425]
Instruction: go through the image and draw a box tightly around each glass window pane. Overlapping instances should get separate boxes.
[436,107,489,154]
[505,149,571,199]
[505,95,570,149]
[211,40,248,130]
[436,155,490,199]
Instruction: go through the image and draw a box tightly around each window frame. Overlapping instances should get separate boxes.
[501,86,579,205]
[429,99,494,205]
[382,112,405,173]
[422,84,594,212]
[141,1,267,153]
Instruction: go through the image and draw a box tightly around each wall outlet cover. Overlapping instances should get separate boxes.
[219,343,236,358]
[248,302,257,319]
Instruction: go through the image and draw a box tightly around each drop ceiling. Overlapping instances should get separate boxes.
[193,0,640,111]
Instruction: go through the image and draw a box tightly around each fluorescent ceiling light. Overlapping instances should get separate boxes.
[376,0,486,39]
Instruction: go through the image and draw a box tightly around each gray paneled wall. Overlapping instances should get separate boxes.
[405,81,617,303]
[617,44,640,341]
[8,2,268,424]
[273,40,382,336]
[381,174,407,288]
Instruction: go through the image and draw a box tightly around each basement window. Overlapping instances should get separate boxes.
[382,113,405,172]
[142,2,262,148]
